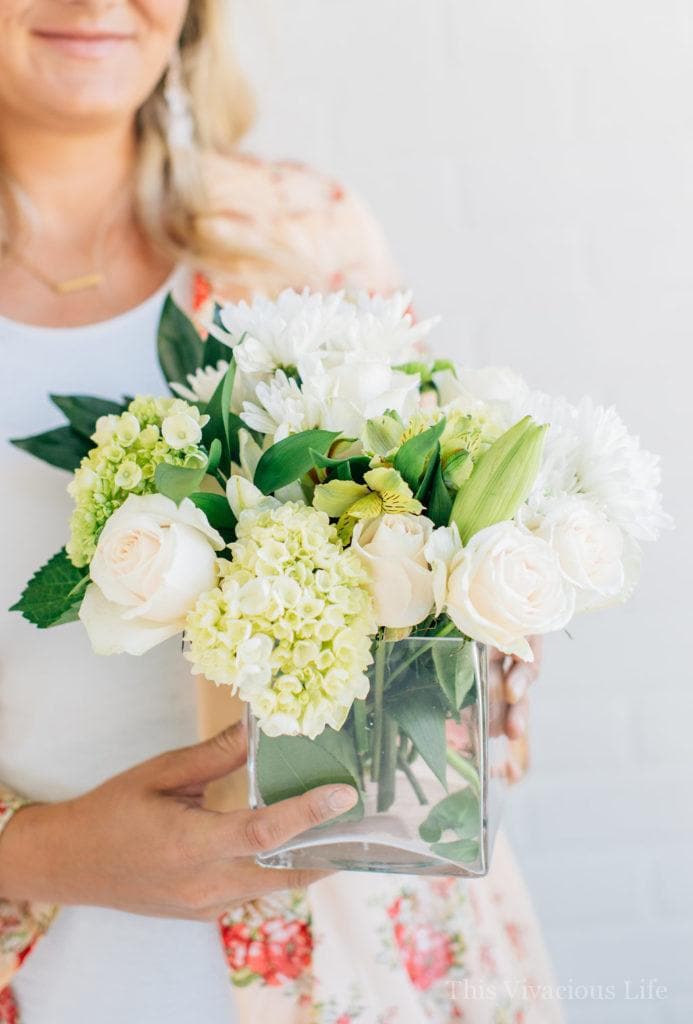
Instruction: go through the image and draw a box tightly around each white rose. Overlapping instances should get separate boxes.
[352,513,435,628]
[445,521,575,661]
[522,496,633,612]
[80,494,225,656]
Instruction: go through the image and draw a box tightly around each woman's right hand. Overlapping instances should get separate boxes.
[0,722,356,921]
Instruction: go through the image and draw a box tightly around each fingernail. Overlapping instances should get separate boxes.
[326,786,358,812]
[507,670,529,704]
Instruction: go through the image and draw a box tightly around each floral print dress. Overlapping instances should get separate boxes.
[0,155,564,1024]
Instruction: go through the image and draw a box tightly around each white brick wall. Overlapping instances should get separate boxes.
[234,3,693,1021]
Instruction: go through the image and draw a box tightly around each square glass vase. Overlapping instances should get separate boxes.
[247,636,508,878]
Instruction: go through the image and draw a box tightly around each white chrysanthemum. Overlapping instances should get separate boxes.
[170,361,229,404]
[322,291,438,365]
[184,502,377,738]
[241,369,325,441]
[220,289,344,379]
[524,393,672,543]
[240,358,421,441]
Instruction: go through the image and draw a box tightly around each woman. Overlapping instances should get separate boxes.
[0,2,558,1023]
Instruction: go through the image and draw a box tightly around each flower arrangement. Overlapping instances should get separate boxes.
[11,289,670,874]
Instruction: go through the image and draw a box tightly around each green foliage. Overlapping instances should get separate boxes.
[49,395,124,439]
[254,429,340,495]
[255,727,364,824]
[383,676,448,789]
[431,640,476,710]
[427,460,453,526]
[154,461,208,504]
[10,548,87,628]
[418,787,480,844]
[189,492,236,535]
[11,426,91,472]
[393,418,445,491]
[157,295,232,393]
[201,359,242,470]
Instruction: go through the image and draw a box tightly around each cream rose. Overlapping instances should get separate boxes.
[79,494,225,656]
[445,521,575,660]
[524,496,632,612]
[352,513,435,628]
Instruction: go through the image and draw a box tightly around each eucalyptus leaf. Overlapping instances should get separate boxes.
[10,548,87,628]
[11,426,91,472]
[49,394,124,440]
[255,429,340,495]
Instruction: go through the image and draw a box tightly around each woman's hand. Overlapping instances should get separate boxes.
[0,722,356,921]
[489,637,543,782]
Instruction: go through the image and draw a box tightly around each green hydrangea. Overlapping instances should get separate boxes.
[66,395,208,567]
[184,502,377,738]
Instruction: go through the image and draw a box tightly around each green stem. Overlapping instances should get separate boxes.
[384,619,458,691]
[397,750,429,805]
[371,641,387,783]
[446,747,481,797]
[352,698,368,762]
[377,714,398,812]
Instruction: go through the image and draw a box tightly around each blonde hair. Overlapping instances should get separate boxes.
[1,0,255,270]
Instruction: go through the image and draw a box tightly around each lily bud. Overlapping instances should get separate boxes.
[449,416,547,544]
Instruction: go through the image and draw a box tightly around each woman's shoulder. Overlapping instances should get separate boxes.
[194,151,400,300]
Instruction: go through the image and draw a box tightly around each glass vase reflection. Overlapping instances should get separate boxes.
[247,636,508,878]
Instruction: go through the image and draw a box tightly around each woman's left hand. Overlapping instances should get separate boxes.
[489,637,543,782]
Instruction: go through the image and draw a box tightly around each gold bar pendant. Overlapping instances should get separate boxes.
[56,273,104,295]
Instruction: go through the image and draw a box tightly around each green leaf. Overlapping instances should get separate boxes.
[157,295,207,390]
[157,295,234,395]
[189,492,236,533]
[310,449,371,482]
[155,461,208,504]
[255,430,341,495]
[432,640,476,710]
[206,437,223,477]
[10,548,87,628]
[393,418,446,491]
[256,728,364,824]
[49,394,124,440]
[201,359,237,468]
[414,443,440,502]
[418,788,480,843]
[11,426,91,472]
[430,837,480,863]
[384,677,448,789]
[428,460,453,527]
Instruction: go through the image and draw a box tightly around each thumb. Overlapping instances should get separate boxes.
[153,721,248,792]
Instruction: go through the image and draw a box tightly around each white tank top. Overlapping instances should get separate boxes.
[0,282,238,1024]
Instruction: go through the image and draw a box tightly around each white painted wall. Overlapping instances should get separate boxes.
[233,3,693,1022]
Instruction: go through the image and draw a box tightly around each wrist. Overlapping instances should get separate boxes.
[0,800,68,902]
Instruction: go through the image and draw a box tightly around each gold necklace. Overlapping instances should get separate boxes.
[10,250,104,295]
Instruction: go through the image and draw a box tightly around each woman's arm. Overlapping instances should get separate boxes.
[0,722,354,916]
